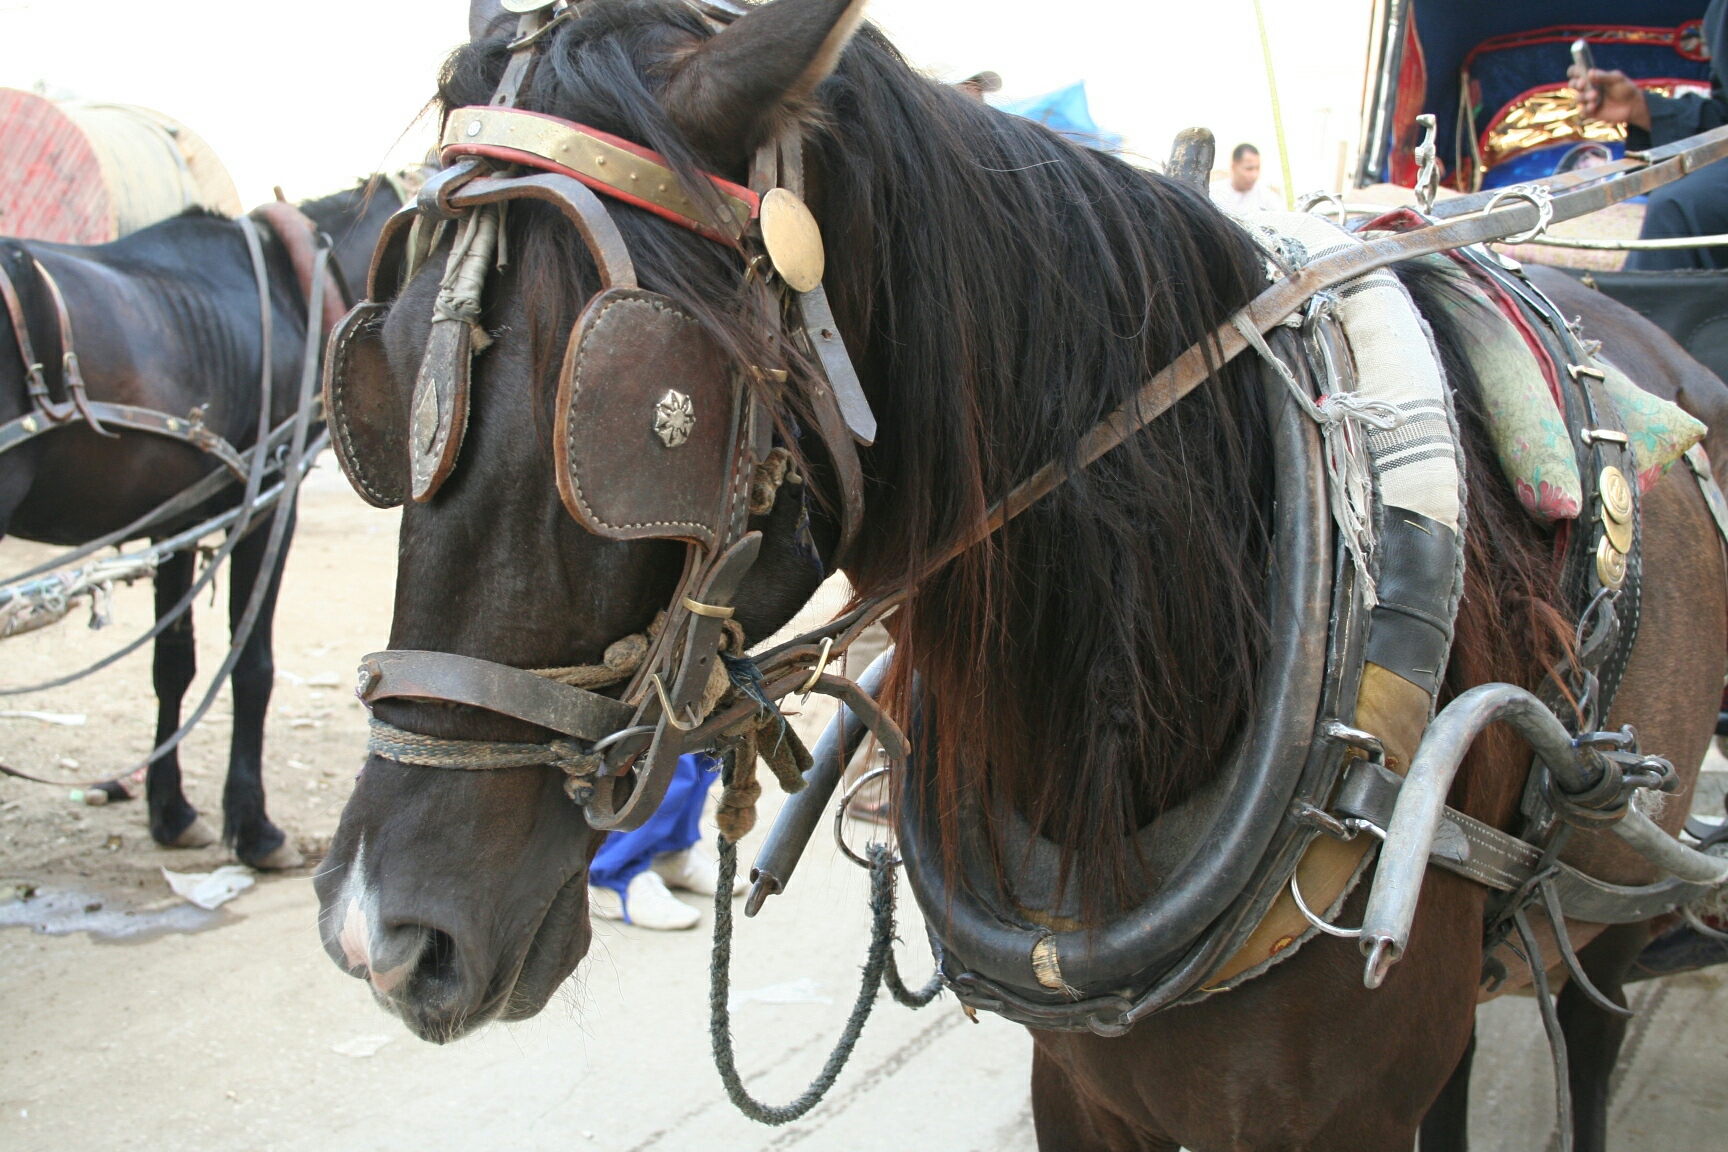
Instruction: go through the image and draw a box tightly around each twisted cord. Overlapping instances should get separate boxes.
[708,835,940,1125]
[367,717,599,777]
[1233,312,1405,605]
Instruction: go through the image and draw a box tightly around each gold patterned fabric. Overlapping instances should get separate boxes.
[1479,85,1632,170]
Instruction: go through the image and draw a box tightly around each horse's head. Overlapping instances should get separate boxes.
[314,0,868,1042]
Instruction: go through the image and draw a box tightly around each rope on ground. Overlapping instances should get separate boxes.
[708,834,941,1125]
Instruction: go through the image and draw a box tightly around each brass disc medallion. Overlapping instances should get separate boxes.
[1596,536,1628,590]
[1602,511,1633,554]
[1599,466,1633,523]
[760,188,825,294]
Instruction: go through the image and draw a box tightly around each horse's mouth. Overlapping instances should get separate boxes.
[379,870,592,1043]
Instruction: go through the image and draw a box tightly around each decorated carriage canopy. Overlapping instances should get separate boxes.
[1359,0,1714,192]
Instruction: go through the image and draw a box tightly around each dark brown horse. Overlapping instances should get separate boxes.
[315,3,1728,1147]
[1,181,400,866]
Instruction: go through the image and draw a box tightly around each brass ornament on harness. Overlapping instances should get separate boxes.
[1599,464,1635,553]
[1596,534,1629,589]
[759,188,826,293]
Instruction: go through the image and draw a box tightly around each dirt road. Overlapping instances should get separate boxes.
[2,467,1724,1150]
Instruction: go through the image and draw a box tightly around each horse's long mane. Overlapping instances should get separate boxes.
[813,34,1284,916]
[441,2,1274,919]
[439,2,1567,923]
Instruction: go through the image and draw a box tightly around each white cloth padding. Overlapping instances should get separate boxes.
[1246,211,1461,531]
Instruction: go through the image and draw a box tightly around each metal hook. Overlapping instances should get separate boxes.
[834,763,900,869]
[1413,114,1440,214]
[648,673,701,732]
[799,636,835,696]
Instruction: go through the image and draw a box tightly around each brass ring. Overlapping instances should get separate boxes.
[682,596,735,619]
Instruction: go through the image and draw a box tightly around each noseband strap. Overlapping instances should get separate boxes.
[358,650,635,742]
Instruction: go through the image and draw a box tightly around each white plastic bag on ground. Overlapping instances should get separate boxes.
[161,864,254,910]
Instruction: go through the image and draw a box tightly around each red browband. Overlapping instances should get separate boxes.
[440,106,759,244]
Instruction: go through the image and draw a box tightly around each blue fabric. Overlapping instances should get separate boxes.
[997,83,1122,152]
[589,752,719,895]
[1479,141,1629,188]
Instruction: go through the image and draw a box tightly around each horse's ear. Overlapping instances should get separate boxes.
[469,0,508,41]
[663,0,869,164]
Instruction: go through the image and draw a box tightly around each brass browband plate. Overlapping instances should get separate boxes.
[441,106,758,241]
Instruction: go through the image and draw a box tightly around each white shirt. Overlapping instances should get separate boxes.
[1210,179,1284,214]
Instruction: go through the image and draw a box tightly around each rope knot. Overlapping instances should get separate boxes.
[549,739,603,802]
[749,447,802,516]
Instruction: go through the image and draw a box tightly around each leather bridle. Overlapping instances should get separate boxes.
[336,0,886,833]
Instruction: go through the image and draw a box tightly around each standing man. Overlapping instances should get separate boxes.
[1570,1,1728,269]
[1210,143,1283,213]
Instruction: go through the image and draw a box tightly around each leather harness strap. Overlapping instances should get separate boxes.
[442,106,759,243]
[359,649,634,741]
[251,201,352,335]
[0,256,58,421]
[0,245,258,474]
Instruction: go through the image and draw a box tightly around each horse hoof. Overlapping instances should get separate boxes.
[249,842,305,871]
[167,817,219,849]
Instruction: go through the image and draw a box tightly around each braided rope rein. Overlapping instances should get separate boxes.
[708,834,941,1126]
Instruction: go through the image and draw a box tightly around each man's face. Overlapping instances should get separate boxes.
[1232,153,1261,192]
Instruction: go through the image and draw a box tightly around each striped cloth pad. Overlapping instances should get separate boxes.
[1241,211,1463,534]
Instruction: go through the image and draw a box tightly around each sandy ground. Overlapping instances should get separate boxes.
[1,464,1725,1151]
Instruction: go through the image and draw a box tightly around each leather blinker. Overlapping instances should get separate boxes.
[322,301,408,508]
[555,287,742,548]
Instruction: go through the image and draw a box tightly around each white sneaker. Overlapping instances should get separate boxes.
[612,870,701,930]
[652,848,746,898]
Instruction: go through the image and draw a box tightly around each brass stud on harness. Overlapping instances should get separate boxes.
[1600,466,1633,522]
[1599,465,1634,556]
[1596,535,1628,589]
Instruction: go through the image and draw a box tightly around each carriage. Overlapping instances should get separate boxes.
[1356,0,1728,386]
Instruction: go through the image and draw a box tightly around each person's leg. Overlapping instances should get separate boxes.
[650,752,748,898]
[1628,160,1728,270]
[589,754,717,929]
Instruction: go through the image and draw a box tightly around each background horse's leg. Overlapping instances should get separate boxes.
[148,549,215,847]
[1418,1025,1475,1152]
[221,511,300,869]
[1558,921,1653,1152]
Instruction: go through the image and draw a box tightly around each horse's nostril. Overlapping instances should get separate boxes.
[411,927,461,995]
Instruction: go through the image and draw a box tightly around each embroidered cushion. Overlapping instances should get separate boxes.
[1422,263,1584,521]
[1597,359,1708,493]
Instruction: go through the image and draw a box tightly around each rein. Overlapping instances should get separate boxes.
[0,194,373,800]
